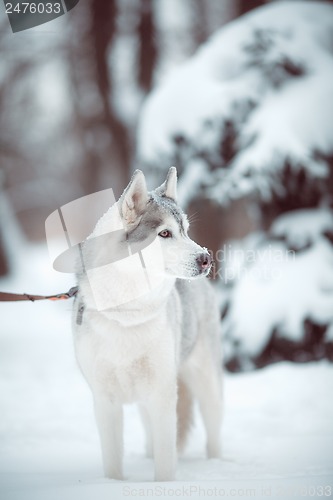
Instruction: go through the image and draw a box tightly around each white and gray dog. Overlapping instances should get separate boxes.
[72,167,223,481]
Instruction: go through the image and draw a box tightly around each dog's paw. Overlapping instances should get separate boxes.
[207,443,221,459]
[104,471,124,481]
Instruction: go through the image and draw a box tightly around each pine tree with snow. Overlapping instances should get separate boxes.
[137,2,333,370]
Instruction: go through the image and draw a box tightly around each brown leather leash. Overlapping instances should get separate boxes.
[0,286,79,303]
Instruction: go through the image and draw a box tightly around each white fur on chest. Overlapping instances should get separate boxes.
[74,309,179,404]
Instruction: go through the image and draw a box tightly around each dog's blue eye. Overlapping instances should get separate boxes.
[158,229,172,238]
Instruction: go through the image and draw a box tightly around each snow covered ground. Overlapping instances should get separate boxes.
[1,245,333,500]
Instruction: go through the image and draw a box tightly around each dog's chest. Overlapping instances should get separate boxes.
[75,320,176,403]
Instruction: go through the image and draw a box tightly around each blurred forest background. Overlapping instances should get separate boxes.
[1,0,333,371]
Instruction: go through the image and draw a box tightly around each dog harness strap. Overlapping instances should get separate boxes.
[0,286,79,302]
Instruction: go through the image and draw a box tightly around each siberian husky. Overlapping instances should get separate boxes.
[72,167,223,481]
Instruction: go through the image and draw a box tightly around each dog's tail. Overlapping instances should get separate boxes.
[177,377,193,454]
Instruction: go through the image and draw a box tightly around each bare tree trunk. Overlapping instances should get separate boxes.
[137,0,157,92]
[191,0,209,47]
[90,0,130,186]
[0,174,26,276]
[238,0,266,16]
[0,233,9,276]
[67,0,132,197]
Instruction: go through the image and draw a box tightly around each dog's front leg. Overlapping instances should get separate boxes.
[146,384,177,481]
[93,395,124,480]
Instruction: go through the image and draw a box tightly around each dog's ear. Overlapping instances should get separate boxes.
[156,166,177,201]
[120,170,148,225]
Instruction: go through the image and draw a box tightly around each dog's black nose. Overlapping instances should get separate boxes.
[196,252,212,272]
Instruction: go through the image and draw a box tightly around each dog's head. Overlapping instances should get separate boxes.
[119,167,212,279]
